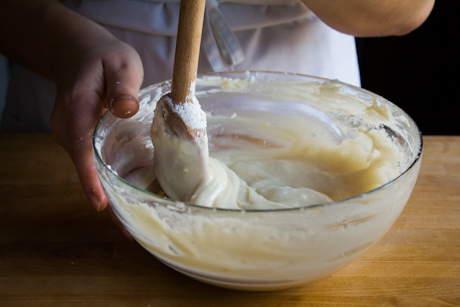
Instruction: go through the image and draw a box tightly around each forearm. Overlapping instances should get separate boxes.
[0,0,115,82]
[302,0,435,37]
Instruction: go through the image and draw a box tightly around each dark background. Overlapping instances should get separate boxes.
[356,1,458,135]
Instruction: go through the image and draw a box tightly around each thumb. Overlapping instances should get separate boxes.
[106,52,144,119]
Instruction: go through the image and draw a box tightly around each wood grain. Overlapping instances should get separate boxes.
[171,0,206,105]
[1,134,459,307]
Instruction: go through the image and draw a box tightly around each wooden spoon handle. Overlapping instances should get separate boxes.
[171,0,206,105]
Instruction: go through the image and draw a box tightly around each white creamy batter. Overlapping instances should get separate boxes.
[140,76,403,210]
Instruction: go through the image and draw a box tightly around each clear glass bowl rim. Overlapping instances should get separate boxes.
[93,70,424,213]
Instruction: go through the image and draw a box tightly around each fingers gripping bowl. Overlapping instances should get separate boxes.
[93,72,422,291]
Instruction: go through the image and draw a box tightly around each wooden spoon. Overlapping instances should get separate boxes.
[150,0,210,202]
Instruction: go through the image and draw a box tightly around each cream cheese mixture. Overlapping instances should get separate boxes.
[130,76,403,210]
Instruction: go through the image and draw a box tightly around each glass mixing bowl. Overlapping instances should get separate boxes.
[93,72,422,291]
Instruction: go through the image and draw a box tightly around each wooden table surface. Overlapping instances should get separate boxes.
[1,134,459,307]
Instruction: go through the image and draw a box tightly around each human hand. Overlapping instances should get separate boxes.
[50,29,143,239]
[0,0,144,239]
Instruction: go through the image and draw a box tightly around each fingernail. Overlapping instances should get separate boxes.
[110,95,139,118]
[90,190,101,212]
[110,95,136,108]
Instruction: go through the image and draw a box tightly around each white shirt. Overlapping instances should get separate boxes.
[2,0,360,131]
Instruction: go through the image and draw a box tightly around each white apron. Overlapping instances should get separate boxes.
[2,0,360,132]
